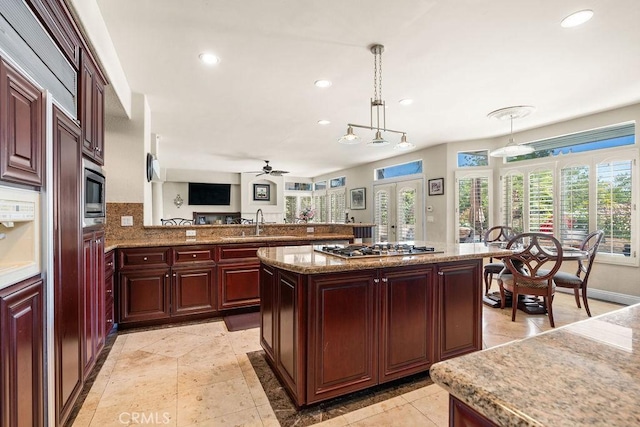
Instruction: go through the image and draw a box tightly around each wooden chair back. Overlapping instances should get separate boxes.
[577,229,604,278]
[161,218,194,225]
[504,232,563,284]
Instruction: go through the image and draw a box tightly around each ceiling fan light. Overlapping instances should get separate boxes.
[394,133,414,150]
[338,126,361,144]
[490,140,535,157]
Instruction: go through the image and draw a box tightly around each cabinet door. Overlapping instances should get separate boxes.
[93,230,106,352]
[80,55,94,158]
[0,276,44,427]
[52,105,82,426]
[217,262,260,309]
[379,266,435,383]
[0,58,44,186]
[82,233,96,375]
[307,270,378,404]
[259,264,276,361]
[171,265,215,316]
[92,76,105,164]
[119,268,171,324]
[436,260,482,361]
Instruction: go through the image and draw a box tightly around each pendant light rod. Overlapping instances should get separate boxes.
[347,123,405,135]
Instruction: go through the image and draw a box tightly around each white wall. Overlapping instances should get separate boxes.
[161,181,241,220]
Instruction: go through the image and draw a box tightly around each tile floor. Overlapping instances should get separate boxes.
[71,289,623,427]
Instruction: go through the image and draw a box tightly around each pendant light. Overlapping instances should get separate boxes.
[339,44,413,150]
[488,106,536,158]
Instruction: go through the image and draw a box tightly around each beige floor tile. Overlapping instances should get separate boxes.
[342,395,407,424]
[198,407,264,427]
[410,388,450,427]
[349,402,436,427]
[227,328,262,355]
[401,383,443,403]
[256,403,280,426]
[173,319,227,338]
[141,331,208,359]
[311,414,349,426]
[177,356,243,392]
[90,392,178,427]
[177,376,255,425]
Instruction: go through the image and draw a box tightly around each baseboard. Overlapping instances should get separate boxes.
[555,287,640,306]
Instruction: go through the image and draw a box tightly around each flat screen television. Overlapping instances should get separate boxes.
[188,183,231,205]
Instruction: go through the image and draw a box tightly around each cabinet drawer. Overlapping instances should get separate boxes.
[118,247,171,268]
[105,304,115,335]
[217,244,262,261]
[173,246,214,264]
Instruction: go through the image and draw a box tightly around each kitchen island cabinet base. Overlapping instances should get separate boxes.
[260,258,482,407]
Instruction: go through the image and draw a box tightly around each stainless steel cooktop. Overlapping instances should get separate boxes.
[314,243,443,259]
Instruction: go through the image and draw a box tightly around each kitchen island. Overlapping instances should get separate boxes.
[257,242,512,407]
[430,303,640,426]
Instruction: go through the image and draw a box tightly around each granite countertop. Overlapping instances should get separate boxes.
[256,242,513,274]
[430,303,640,426]
[103,233,353,253]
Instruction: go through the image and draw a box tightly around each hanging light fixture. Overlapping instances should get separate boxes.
[338,44,413,150]
[488,106,536,157]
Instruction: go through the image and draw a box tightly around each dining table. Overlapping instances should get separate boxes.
[483,243,589,314]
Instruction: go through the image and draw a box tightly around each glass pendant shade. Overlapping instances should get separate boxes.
[394,133,414,150]
[338,126,361,144]
[367,130,389,146]
[489,140,535,157]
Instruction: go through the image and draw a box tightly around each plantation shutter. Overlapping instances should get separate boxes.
[397,186,416,241]
[457,176,489,242]
[559,165,590,245]
[313,193,327,222]
[375,189,390,242]
[597,160,633,256]
[528,169,554,233]
[329,190,346,223]
[502,172,525,233]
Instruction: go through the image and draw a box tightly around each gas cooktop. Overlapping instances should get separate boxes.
[314,244,443,259]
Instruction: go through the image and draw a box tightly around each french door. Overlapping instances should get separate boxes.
[373,179,424,242]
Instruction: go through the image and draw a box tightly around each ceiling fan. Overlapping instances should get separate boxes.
[248,160,289,177]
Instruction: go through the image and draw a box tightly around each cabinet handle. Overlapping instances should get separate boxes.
[381,278,388,283]
[144,257,148,261]
[373,278,380,284]
[107,262,113,267]
[106,289,112,294]
[193,254,197,258]
[173,273,176,277]
[438,271,444,276]
[165,274,169,278]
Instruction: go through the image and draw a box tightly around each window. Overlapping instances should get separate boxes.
[499,148,637,266]
[458,150,489,168]
[284,194,312,223]
[597,159,633,258]
[501,172,525,233]
[455,171,491,243]
[314,181,327,191]
[375,160,422,180]
[285,182,313,191]
[330,177,346,188]
[329,189,346,223]
[528,169,554,233]
[313,193,327,222]
[374,189,390,242]
[505,122,634,162]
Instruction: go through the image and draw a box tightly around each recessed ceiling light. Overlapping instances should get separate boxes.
[561,9,594,28]
[399,98,413,106]
[314,79,332,88]
[317,120,331,125]
[199,52,220,65]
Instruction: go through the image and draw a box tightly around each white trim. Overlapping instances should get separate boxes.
[555,287,640,306]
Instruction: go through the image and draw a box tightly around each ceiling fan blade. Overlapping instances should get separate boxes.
[270,170,289,176]
[255,172,265,176]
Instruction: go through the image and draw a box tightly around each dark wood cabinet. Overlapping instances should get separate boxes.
[450,395,497,427]
[436,260,482,361]
[52,105,83,426]
[216,244,262,310]
[308,270,378,404]
[261,259,482,407]
[119,268,171,324]
[379,266,435,383]
[0,276,44,427]
[118,246,216,326]
[82,228,105,378]
[25,0,82,66]
[104,250,115,335]
[80,51,105,165]
[0,57,44,187]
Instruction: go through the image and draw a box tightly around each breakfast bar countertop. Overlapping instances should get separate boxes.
[257,242,513,274]
[430,303,640,426]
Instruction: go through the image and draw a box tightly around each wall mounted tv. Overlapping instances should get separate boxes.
[188,183,231,205]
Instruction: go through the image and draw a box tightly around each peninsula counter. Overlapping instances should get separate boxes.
[430,303,640,426]
[257,243,512,407]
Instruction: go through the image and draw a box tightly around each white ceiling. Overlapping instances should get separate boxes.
[94,0,640,178]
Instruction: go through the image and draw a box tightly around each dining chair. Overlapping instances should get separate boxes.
[498,232,563,327]
[552,230,604,317]
[483,226,515,295]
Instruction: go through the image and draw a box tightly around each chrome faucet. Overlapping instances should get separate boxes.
[255,208,264,236]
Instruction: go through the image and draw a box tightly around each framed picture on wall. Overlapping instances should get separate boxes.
[428,178,444,196]
[253,184,270,201]
[350,187,366,209]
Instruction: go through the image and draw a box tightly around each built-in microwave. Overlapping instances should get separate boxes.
[82,159,106,227]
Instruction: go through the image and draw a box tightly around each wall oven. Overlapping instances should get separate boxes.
[82,158,106,227]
